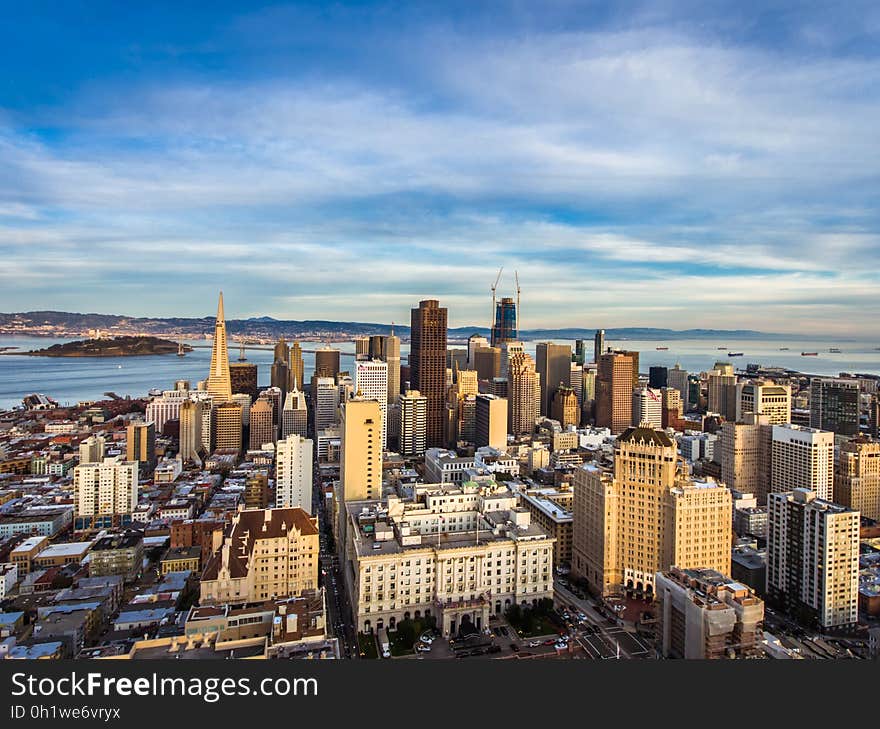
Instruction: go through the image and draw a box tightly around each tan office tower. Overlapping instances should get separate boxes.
[508,351,540,436]
[770,425,834,501]
[244,471,270,510]
[273,336,290,365]
[767,488,859,628]
[595,352,634,434]
[340,398,383,503]
[399,390,427,457]
[536,343,571,416]
[735,380,791,424]
[205,291,232,402]
[78,435,105,464]
[73,455,139,532]
[354,336,370,358]
[720,414,772,503]
[616,350,640,389]
[708,370,737,419]
[179,399,204,463]
[314,346,340,380]
[572,425,732,598]
[475,394,508,449]
[281,385,308,439]
[289,341,304,392]
[473,346,500,381]
[410,299,447,448]
[214,401,243,453]
[551,385,579,428]
[126,421,156,471]
[668,364,689,411]
[835,438,880,521]
[229,362,258,401]
[248,398,275,450]
[467,334,489,368]
[661,387,683,429]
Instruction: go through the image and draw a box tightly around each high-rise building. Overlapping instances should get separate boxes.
[200,507,319,605]
[126,421,156,471]
[355,359,389,448]
[145,397,181,434]
[473,346,501,381]
[736,380,791,425]
[490,297,517,347]
[475,394,508,450]
[660,387,684,430]
[615,349,640,389]
[249,398,276,450]
[767,488,859,628]
[276,434,314,513]
[409,299,447,448]
[340,398,383,503]
[499,341,524,379]
[354,336,370,359]
[270,359,290,400]
[314,376,340,431]
[244,471,270,510]
[593,329,605,363]
[508,351,540,436]
[770,425,834,501]
[536,342,571,416]
[595,352,634,434]
[871,395,880,438]
[214,401,243,453]
[399,390,427,457]
[179,399,204,463]
[720,414,772,503]
[273,336,290,365]
[668,364,689,412]
[551,385,579,428]
[73,455,139,532]
[281,385,308,439]
[369,332,401,405]
[467,334,489,369]
[574,339,587,366]
[810,378,860,437]
[656,568,765,659]
[631,388,663,429]
[314,346,341,379]
[231,393,252,428]
[569,363,584,408]
[708,369,737,420]
[289,341,305,392]
[205,291,232,402]
[571,425,732,598]
[78,435,105,464]
[834,437,880,521]
[649,366,668,389]
[229,362,258,402]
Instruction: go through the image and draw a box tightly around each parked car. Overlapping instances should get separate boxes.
[528,641,542,648]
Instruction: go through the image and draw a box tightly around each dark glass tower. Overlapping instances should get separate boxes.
[490,297,517,347]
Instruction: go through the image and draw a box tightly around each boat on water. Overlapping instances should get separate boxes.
[801,352,819,356]
[779,347,789,351]
[728,352,744,357]
[656,346,669,351]
[828,348,841,353]
[717,346,728,350]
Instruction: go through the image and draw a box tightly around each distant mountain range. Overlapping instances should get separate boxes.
[0,310,791,341]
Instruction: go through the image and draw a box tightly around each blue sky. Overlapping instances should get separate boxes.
[1,1,879,334]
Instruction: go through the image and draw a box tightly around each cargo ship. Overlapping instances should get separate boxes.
[655,346,669,351]
[728,352,744,357]
[801,352,819,356]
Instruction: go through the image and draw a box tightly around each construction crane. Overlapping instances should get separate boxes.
[491,267,504,329]
[515,270,521,338]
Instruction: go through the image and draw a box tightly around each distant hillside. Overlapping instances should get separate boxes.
[0,310,789,341]
[14,336,189,357]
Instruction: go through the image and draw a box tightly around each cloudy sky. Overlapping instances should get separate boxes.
[1,1,879,334]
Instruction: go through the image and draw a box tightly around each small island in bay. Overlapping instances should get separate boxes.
[16,336,193,357]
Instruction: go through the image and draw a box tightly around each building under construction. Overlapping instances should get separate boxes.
[489,268,520,348]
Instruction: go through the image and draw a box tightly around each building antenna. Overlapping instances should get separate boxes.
[515,270,521,339]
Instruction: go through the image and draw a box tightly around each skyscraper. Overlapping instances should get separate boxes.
[354,336,370,358]
[574,339,587,366]
[281,385,308,439]
[410,299,447,448]
[399,390,427,457]
[274,336,290,366]
[593,329,605,363]
[206,291,232,402]
[369,332,401,405]
[551,385,579,428]
[270,359,290,400]
[508,351,540,436]
[78,435,105,464]
[473,346,501,381]
[214,401,243,453]
[314,346,341,379]
[834,437,880,521]
[595,352,635,434]
[248,398,275,450]
[475,394,508,449]
[736,380,791,424]
[289,341,305,391]
[275,434,314,513]
[314,376,340,431]
[770,425,834,501]
[179,399,204,464]
[767,488,859,628]
[73,455,139,532]
[720,414,772,503]
[810,378,860,437]
[535,342,571,417]
[649,366,668,389]
[355,359,389,448]
[490,297,517,347]
[340,398,383,503]
[708,368,737,420]
[668,364,690,412]
[467,334,489,368]
[631,388,663,429]
[126,421,156,471]
[229,362,258,402]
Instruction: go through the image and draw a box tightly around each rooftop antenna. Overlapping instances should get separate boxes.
[491,266,504,334]
[515,270,521,339]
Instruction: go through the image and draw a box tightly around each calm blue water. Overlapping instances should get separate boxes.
[1,335,879,410]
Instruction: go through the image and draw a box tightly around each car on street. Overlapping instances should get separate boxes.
[528,640,541,648]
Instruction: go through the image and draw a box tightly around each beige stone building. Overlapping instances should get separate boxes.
[213,401,243,453]
[572,425,732,598]
[720,413,772,503]
[834,437,880,521]
[595,352,634,434]
[735,380,791,425]
[200,507,319,604]
[551,385,579,429]
[507,351,540,436]
[342,479,554,636]
[770,424,834,501]
[517,486,573,566]
[340,397,383,503]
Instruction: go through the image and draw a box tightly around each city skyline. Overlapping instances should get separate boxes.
[1,2,879,335]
